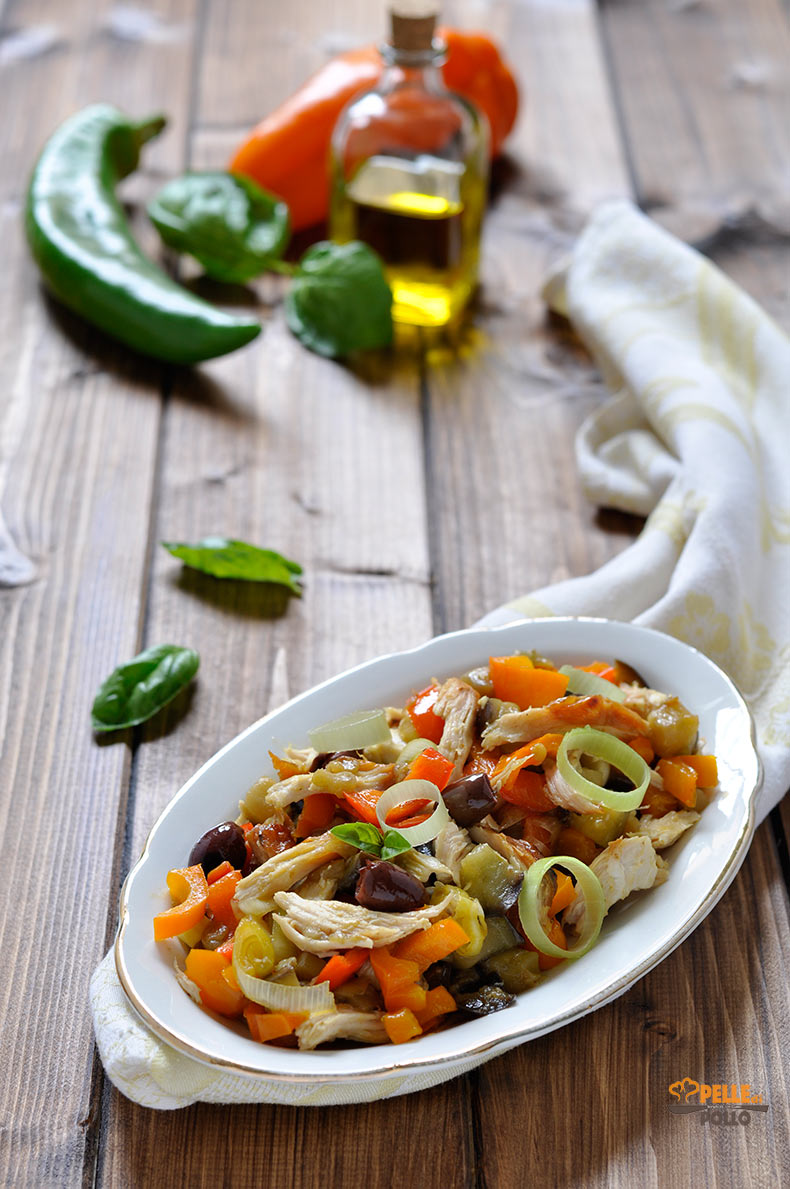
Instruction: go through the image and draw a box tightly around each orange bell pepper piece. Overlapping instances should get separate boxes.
[229,31,519,232]
[580,662,618,683]
[268,750,301,780]
[315,947,369,991]
[153,865,208,941]
[207,860,234,885]
[551,872,575,917]
[462,742,499,780]
[206,868,241,931]
[405,684,445,744]
[294,792,337,838]
[369,947,427,1013]
[489,656,568,710]
[342,788,382,825]
[406,746,454,791]
[672,754,718,788]
[500,770,555,813]
[184,949,244,1017]
[656,758,698,808]
[639,785,682,818]
[245,1007,309,1043]
[383,1008,423,1045]
[626,736,655,766]
[538,916,568,971]
[555,826,600,867]
[392,919,470,971]
[414,986,457,1031]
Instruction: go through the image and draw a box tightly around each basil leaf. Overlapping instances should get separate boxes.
[330,822,383,856]
[91,644,199,733]
[148,171,290,284]
[381,830,412,861]
[285,241,393,358]
[162,537,302,594]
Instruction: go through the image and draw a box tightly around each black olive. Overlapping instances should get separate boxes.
[310,749,362,770]
[455,984,515,1017]
[442,773,497,827]
[424,960,453,989]
[188,821,247,873]
[355,860,426,912]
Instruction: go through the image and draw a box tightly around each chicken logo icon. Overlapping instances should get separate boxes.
[669,1078,700,1103]
[667,1078,769,1123]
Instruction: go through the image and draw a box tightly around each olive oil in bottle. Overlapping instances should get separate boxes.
[329,5,488,328]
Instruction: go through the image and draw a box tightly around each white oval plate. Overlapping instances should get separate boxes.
[116,618,760,1098]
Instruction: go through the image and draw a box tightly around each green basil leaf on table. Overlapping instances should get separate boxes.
[162,537,302,594]
[148,172,290,284]
[285,241,393,358]
[330,822,383,856]
[380,830,411,861]
[91,644,199,733]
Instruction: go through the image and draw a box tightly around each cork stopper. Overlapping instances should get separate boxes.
[389,4,437,52]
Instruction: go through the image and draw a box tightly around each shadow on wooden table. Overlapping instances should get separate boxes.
[41,291,259,426]
[168,568,294,620]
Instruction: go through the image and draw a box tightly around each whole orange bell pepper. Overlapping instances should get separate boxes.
[229,29,519,231]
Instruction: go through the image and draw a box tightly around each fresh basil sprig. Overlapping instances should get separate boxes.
[331,822,411,860]
[162,537,302,594]
[91,644,199,733]
[285,241,393,358]
[148,172,290,284]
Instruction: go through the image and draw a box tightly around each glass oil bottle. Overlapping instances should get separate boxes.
[329,6,488,329]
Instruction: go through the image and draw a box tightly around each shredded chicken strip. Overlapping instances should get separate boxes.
[272,890,454,954]
[619,684,670,718]
[481,695,649,750]
[434,820,474,885]
[395,848,454,884]
[469,826,528,875]
[262,773,315,811]
[296,1009,387,1050]
[626,809,700,849]
[435,677,479,777]
[295,857,355,900]
[564,835,666,931]
[233,832,355,917]
[543,760,604,815]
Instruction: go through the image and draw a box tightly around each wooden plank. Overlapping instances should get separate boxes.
[0,1,200,1185]
[97,5,458,1187]
[598,0,790,234]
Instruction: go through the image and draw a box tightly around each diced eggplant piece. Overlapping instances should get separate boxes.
[460,844,523,912]
[647,697,699,757]
[455,984,516,1017]
[453,913,521,970]
[485,948,541,993]
[568,807,629,846]
[463,666,495,696]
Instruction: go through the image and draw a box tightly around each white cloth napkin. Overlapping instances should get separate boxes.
[90,199,790,1109]
[479,199,789,825]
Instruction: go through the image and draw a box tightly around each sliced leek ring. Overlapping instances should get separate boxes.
[375,778,450,846]
[557,727,648,813]
[559,665,626,702]
[518,856,605,960]
[308,708,390,752]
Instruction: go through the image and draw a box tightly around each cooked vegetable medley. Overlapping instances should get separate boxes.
[154,652,718,1049]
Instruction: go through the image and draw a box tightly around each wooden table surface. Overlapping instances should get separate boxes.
[2,1,789,1185]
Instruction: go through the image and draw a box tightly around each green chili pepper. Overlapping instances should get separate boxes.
[25,105,261,365]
